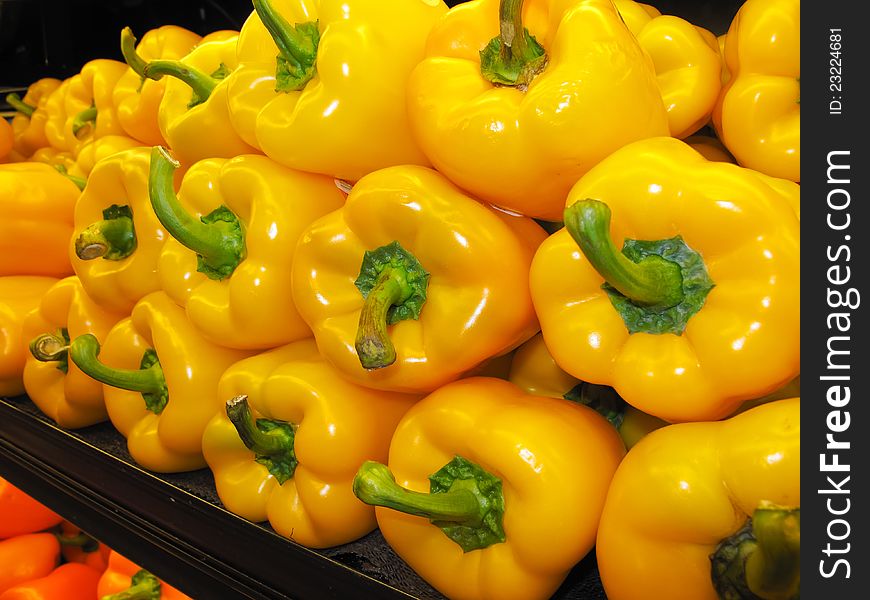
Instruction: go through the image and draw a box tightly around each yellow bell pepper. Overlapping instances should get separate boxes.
[291,165,545,393]
[5,78,62,158]
[509,332,667,448]
[43,61,128,155]
[66,134,142,180]
[120,30,257,167]
[1,163,80,278]
[115,26,202,146]
[530,137,800,423]
[68,291,253,472]
[712,0,800,182]
[0,120,12,163]
[353,377,625,600]
[597,397,800,600]
[148,146,346,350]
[21,276,124,428]
[407,0,668,221]
[202,339,420,547]
[70,147,171,315]
[227,0,445,181]
[28,147,78,174]
[1,276,59,398]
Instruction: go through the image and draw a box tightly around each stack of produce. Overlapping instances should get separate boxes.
[1,0,800,598]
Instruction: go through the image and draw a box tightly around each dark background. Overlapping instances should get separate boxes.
[1,0,743,87]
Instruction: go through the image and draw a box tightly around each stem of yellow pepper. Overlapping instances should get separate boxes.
[480,0,547,87]
[5,93,36,117]
[74,204,137,261]
[53,165,87,191]
[70,333,169,414]
[29,329,70,374]
[72,105,97,138]
[354,456,506,552]
[252,0,319,92]
[711,503,800,600]
[119,27,148,79]
[225,395,297,485]
[148,146,245,280]
[102,570,161,600]
[356,270,407,370]
[563,199,684,308]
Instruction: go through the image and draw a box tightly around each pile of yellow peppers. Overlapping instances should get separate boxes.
[1,0,800,598]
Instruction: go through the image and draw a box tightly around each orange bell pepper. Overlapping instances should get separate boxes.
[56,522,111,573]
[0,478,62,539]
[0,119,13,162]
[0,534,60,594]
[0,563,101,600]
[97,551,192,600]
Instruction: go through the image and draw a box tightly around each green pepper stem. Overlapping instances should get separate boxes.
[563,199,684,308]
[6,93,36,117]
[479,0,547,87]
[54,165,87,191]
[70,334,165,395]
[500,0,530,62]
[148,146,244,280]
[30,332,69,363]
[355,270,409,370]
[746,506,801,599]
[354,461,482,524]
[120,27,148,78]
[142,60,217,102]
[226,395,293,456]
[72,105,98,137]
[101,570,161,600]
[252,0,319,92]
[75,217,135,260]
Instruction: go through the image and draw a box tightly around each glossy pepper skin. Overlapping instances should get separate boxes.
[712,0,800,182]
[5,78,62,159]
[353,377,625,600]
[202,339,419,547]
[21,276,124,428]
[69,291,253,472]
[292,165,545,393]
[66,134,142,180]
[597,398,800,600]
[147,31,258,167]
[114,26,202,146]
[407,0,668,221]
[43,61,128,155]
[508,333,666,449]
[97,551,192,600]
[229,0,446,181]
[149,146,345,350]
[0,163,79,278]
[0,534,60,594]
[1,277,59,398]
[0,478,62,539]
[70,147,170,315]
[530,137,800,423]
[0,563,102,600]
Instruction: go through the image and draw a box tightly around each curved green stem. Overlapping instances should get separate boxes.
[53,165,87,191]
[480,0,547,87]
[355,270,408,370]
[253,0,319,92]
[74,204,136,261]
[564,199,684,309]
[101,570,161,600]
[226,395,297,484]
[72,105,97,137]
[6,93,36,117]
[120,27,148,78]
[69,333,169,414]
[148,146,245,280]
[29,330,70,374]
[142,60,218,106]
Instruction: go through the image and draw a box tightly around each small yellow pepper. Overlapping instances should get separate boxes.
[1,276,59,398]
[21,276,124,428]
[597,398,800,600]
[353,377,625,600]
[114,26,202,146]
[407,0,668,221]
[69,291,253,472]
[27,147,78,174]
[530,137,800,422]
[70,147,171,315]
[509,333,666,448]
[149,146,346,350]
[291,165,545,393]
[5,78,62,158]
[1,163,80,278]
[43,61,128,155]
[202,340,420,547]
[712,0,800,182]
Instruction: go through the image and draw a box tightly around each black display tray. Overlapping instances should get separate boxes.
[0,395,607,600]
